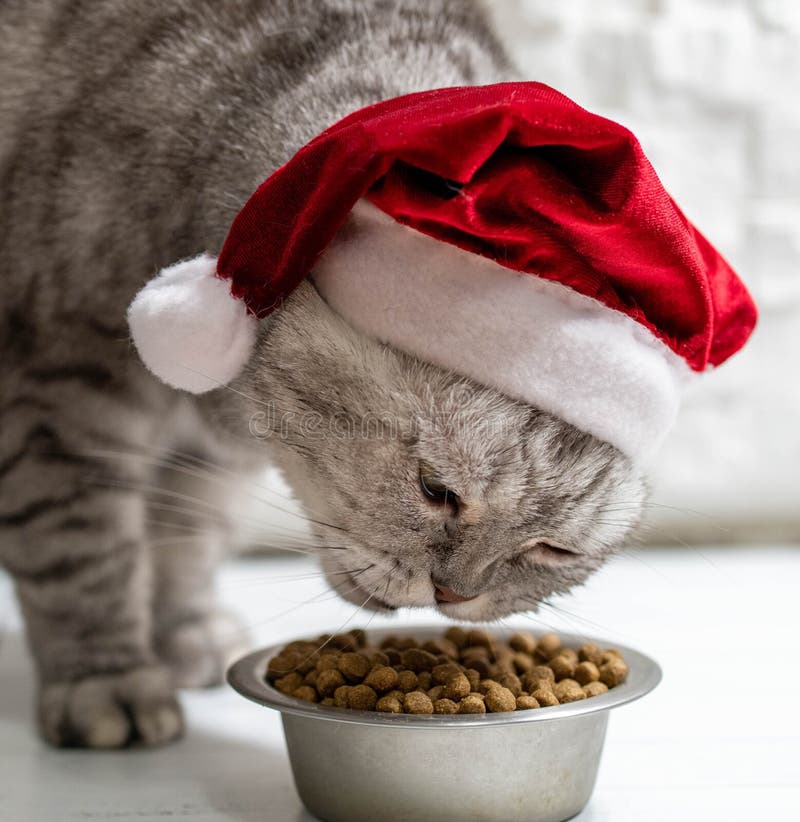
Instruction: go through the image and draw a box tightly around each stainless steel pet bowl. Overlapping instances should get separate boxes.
[227,626,661,822]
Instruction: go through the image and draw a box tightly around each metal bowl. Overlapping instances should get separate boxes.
[227,626,661,822]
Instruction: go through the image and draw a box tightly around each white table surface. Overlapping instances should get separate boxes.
[1,546,799,822]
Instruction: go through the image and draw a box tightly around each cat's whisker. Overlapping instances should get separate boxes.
[80,446,348,534]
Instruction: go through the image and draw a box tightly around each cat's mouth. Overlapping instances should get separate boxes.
[338,570,397,612]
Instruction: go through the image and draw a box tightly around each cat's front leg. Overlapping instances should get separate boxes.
[6,485,183,749]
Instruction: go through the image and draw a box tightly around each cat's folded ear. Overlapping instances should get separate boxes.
[127,254,258,393]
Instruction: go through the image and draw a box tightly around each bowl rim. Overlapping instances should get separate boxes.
[227,625,662,729]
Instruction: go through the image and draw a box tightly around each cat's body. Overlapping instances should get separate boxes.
[0,0,645,748]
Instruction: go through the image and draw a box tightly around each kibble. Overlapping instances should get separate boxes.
[484,685,517,713]
[316,668,346,696]
[548,654,576,680]
[509,631,537,655]
[578,642,604,666]
[363,666,399,693]
[338,652,370,682]
[458,694,487,714]
[599,657,629,687]
[433,698,459,714]
[553,679,586,704]
[532,687,560,707]
[583,681,609,698]
[443,673,471,701]
[574,661,600,686]
[347,684,378,710]
[536,633,562,661]
[376,695,403,713]
[404,691,434,715]
[292,685,318,703]
[266,627,629,715]
[397,670,419,693]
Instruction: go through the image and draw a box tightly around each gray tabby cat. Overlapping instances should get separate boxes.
[0,0,645,748]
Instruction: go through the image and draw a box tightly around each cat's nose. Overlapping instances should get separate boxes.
[432,580,476,604]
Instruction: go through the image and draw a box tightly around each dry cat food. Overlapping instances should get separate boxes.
[266,628,628,715]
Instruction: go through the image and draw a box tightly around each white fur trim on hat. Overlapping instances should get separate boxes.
[127,254,258,393]
[313,200,693,463]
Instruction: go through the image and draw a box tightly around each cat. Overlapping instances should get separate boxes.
[0,0,645,749]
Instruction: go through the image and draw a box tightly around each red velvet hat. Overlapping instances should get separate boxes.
[128,82,757,461]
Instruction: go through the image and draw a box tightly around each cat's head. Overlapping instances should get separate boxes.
[239,279,646,621]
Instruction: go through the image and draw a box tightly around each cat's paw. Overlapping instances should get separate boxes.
[156,610,250,689]
[38,665,183,749]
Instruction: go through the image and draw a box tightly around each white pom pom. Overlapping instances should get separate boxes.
[127,254,258,393]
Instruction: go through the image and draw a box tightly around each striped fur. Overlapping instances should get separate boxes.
[0,0,645,750]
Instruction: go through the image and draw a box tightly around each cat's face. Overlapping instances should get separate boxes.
[241,282,646,622]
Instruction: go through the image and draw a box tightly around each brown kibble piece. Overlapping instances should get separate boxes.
[465,668,481,691]
[316,653,340,672]
[444,626,469,650]
[422,638,460,659]
[478,679,501,695]
[333,685,350,707]
[485,686,517,713]
[321,697,335,706]
[401,648,438,673]
[496,671,523,697]
[599,657,628,687]
[509,631,537,655]
[432,663,463,685]
[338,652,370,682]
[350,629,367,647]
[416,671,433,690]
[583,681,609,698]
[292,685,318,703]
[536,633,562,660]
[274,672,304,695]
[532,687,560,707]
[461,656,491,679]
[364,666,399,694]
[578,642,604,666]
[376,695,403,714]
[316,668,346,696]
[427,685,444,701]
[369,650,390,668]
[553,678,586,703]
[383,648,402,666]
[330,633,360,651]
[512,652,534,674]
[560,648,579,665]
[574,661,600,686]
[458,694,487,714]
[522,665,555,691]
[443,673,471,701]
[397,670,419,693]
[268,652,300,679]
[516,695,540,710]
[404,691,434,714]
[347,684,378,710]
[433,698,459,715]
[466,629,493,648]
[548,654,576,680]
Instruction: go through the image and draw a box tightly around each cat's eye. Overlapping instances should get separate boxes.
[418,461,458,511]
[538,542,577,558]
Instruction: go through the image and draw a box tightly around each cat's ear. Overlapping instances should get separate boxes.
[127,254,258,393]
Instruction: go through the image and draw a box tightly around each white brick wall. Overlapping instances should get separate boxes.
[486,0,800,540]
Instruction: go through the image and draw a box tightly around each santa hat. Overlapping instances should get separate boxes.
[128,82,757,463]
